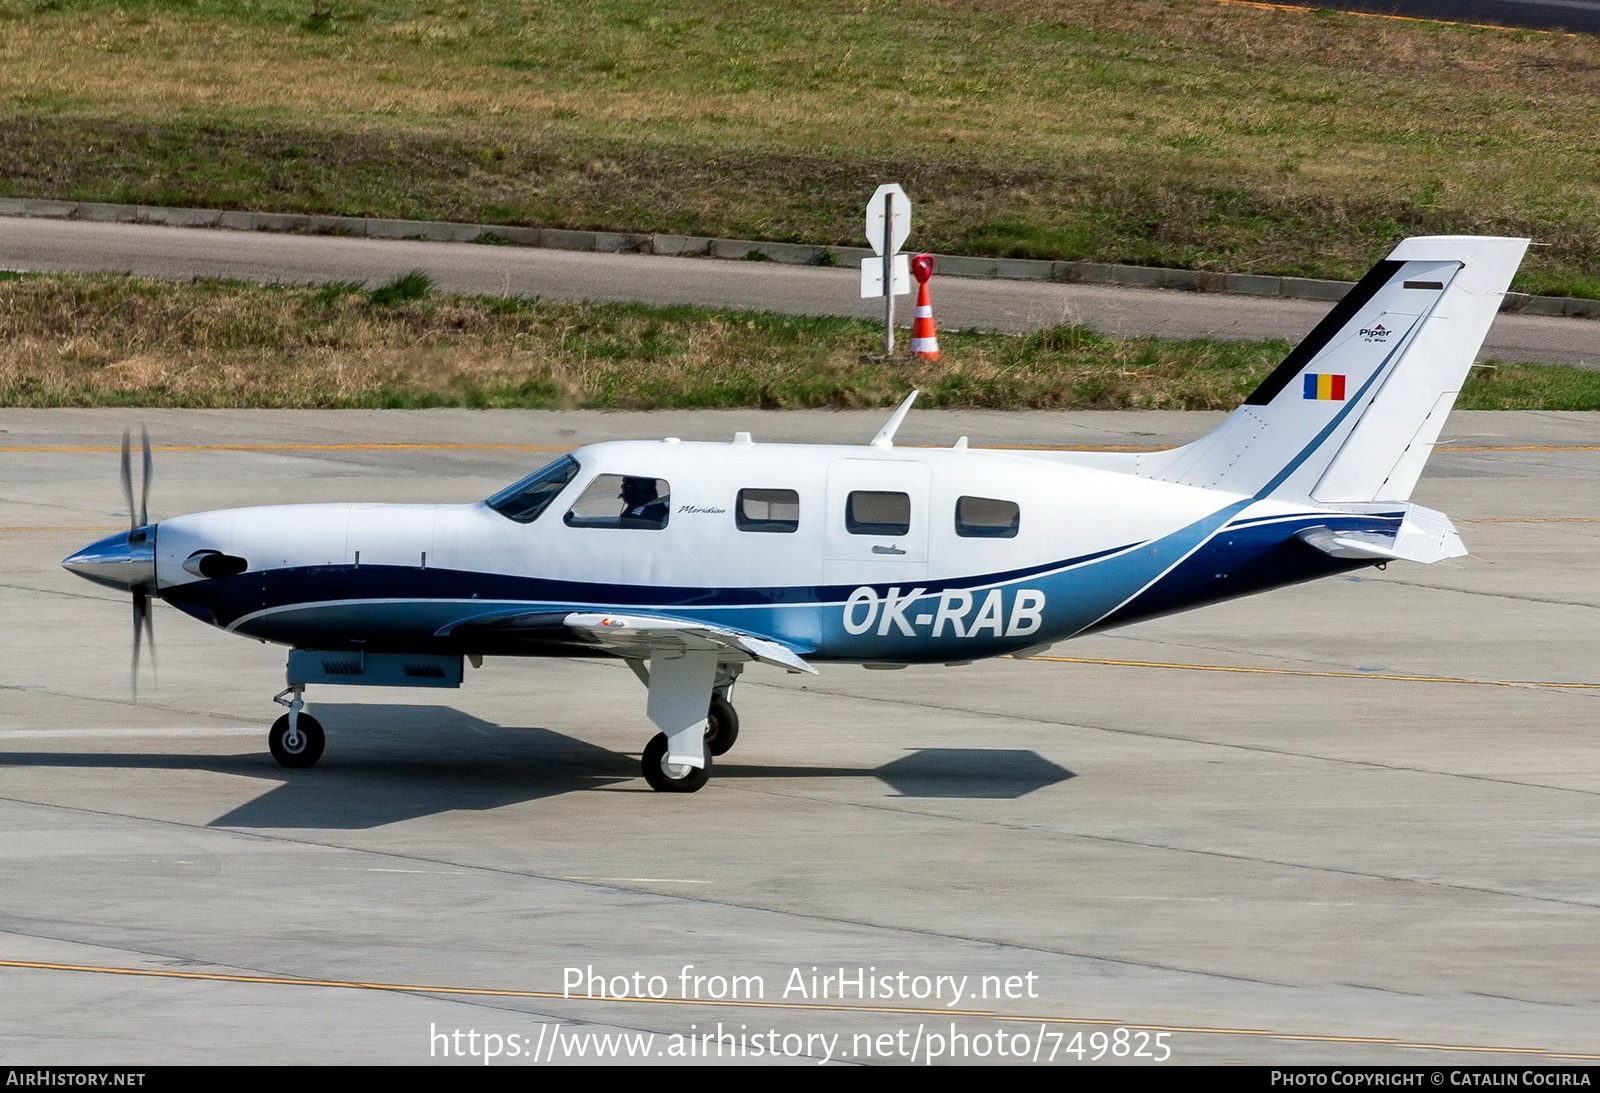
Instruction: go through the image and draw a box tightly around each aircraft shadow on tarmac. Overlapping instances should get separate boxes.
[1,705,1074,827]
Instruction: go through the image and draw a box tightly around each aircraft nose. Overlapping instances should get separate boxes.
[62,525,157,590]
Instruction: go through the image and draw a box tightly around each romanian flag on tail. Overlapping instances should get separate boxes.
[1303,373,1346,401]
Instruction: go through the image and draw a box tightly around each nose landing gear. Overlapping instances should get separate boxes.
[269,685,325,769]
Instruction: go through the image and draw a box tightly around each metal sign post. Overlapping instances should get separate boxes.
[862,183,912,359]
[883,191,895,356]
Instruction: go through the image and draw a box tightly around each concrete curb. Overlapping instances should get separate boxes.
[2,196,1593,318]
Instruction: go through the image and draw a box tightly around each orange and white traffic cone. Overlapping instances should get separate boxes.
[909,253,940,360]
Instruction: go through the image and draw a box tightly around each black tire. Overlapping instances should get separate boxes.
[705,695,740,757]
[642,732,711,793]
[269,712,325,769]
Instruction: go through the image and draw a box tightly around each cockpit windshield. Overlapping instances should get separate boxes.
[484,454,581,523]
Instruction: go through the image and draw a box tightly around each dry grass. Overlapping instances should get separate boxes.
[1,2,1599,291]
[1,272,1594,411]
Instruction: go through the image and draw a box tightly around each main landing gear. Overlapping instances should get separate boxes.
[706,693,739,757]
[269,685,324,769]
[642,731,710,792]
[641,693,741,793]
[632,655,742,793]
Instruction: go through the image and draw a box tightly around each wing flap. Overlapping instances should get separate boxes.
[563,612,818,674]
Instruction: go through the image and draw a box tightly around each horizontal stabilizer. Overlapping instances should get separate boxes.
[1296,504,1465,565]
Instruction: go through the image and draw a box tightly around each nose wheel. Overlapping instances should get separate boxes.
[269,712,325,768]
[269,684,324,768]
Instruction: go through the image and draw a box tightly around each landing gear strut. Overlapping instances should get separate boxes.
[632,651,742,793]
[270,685,325,768]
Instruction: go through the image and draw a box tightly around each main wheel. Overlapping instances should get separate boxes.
[642,732,711,793]
[705,695,740,757]
[269,712,325,769]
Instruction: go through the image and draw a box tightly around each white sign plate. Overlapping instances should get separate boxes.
[865,183,911,257]
[860,254,910,298]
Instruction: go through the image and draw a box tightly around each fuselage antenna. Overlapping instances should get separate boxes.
[869,389,920,449]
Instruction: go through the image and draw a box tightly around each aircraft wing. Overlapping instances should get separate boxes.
[436,609,817,674]
[562,613,818,674]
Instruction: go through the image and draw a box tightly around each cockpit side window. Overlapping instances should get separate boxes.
[564,474,671,530]
[485,455,581,524]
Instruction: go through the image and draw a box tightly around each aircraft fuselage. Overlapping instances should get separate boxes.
[144,440,1376,665]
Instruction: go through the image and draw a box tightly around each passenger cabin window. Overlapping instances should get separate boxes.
[955,495,1020,538]
[846,491,910,536]
[564,474,671,530]
[736,488,800,533]
[485,455,580,524]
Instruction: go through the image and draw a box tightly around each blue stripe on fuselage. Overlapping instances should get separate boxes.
[1083,515,1379,633]
[163,538,1142,627]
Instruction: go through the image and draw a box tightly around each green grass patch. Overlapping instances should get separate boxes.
[3,271,1597,410]
[1,2,1599,292]
[365,268,432,307]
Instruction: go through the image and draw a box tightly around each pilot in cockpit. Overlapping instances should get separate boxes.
[619,476,669,528]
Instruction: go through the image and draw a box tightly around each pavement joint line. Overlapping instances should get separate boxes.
[0,788,1322,988]
[1027,656,1600,690]
[0,958,1586,1058]
[0,579,115,602]
[1346,575,1600,614]
[736,676,1600,914]
[778,673,1600,810]
[8,674,1599,1001]
[17,730,1593,995]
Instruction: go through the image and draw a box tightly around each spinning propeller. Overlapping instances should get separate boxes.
[120,428,157,695]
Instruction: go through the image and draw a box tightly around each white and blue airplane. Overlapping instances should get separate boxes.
[63,236,1526,791]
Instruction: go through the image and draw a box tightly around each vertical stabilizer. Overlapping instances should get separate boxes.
[1145,236,1528,502]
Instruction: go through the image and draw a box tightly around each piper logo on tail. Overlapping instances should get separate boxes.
[1303,373,1347,401]
[1358,323,1390,342]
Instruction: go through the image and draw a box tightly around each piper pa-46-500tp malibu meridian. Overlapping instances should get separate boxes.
[64,236,1527,792]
